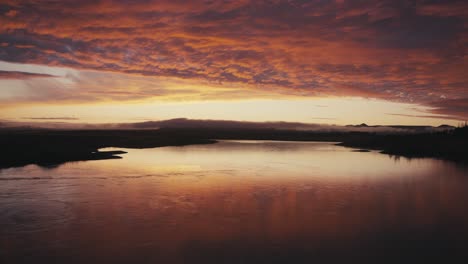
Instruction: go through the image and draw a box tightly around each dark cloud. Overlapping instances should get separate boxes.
[386,113,461,120]
[0,70,57,79]
[428,98,468,120]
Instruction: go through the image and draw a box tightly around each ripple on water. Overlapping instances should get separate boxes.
[0,198,75,234]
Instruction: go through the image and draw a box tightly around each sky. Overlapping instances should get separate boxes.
[0,0,467,126]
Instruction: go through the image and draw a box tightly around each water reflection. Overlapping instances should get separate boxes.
[1,141,467,263]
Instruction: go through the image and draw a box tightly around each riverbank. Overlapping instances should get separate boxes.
[0,129,216,169]
[1,126,466,169]
[338,126,468,163]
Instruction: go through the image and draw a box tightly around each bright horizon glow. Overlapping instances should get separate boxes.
[0,97,459,126]
[0,61,462,126]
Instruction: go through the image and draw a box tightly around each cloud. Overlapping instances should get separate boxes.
[385,113,462,121]
[427,98,468,120]
[0,70,57,79]
[0,0,467,118]
[22,117,79,120]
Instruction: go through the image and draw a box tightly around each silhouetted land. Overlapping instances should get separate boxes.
[0,129,216,169]
[0,126,467,169]
[338,125,468,162]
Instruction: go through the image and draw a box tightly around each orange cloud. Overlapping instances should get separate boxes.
[0,0,467,118]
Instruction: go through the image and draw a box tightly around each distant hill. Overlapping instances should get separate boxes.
[438,124,455,129]
[0,118,457,134]
[124,119,456,133]
[345,123,455,132]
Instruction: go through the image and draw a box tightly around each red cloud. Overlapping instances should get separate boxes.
[0,0,467,118]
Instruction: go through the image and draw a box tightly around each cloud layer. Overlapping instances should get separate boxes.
[0,0,467,118]
[0,70,57,79]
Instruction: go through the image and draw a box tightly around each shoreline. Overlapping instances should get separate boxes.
[1,127,466,169]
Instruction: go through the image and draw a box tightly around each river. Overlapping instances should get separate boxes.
[1,141,467,263]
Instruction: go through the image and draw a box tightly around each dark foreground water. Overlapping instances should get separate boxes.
[1,141,468,263]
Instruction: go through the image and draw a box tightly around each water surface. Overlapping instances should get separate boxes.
[1,141,467,263]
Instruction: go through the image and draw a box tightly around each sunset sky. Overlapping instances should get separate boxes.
[0,0,467,126]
